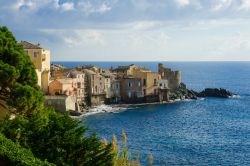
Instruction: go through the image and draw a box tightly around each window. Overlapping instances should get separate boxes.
[77,82,81,88]
[33,52,38,58]
[128,91,131,98]
[128,82,132,87]
[143,79,146,86]
[138,81,141,87]
[154,79,157,85]
[159,83,162,87]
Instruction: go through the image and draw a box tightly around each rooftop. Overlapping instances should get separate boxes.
[83,69,96,75]
[113,64,135,71]
[69,69,84,75]
[21,41,43,49]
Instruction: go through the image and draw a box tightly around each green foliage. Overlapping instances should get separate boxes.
[0,26,39,115]
[0,108,114,166]
[0,60,18,92]
[0,133,53,166]
[8,83,44,116]
[0,26,37,87]
[0,26,114,166]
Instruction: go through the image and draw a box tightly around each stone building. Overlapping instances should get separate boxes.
[84,69,106,106]
[49,78,76,96]
[110,79,121,103]
[21,41,50,94]
[112,64,137,78]
[131,67,161,102]
[158,63,181,90]
[158,79,169,102]
[45,95,77,112]
[67,70,85,103]
[120,78,144,103]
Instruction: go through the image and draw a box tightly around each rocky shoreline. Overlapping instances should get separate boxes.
[70,83,236,118]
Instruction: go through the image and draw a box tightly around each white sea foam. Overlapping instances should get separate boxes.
[230,95,240,98]
[86,105,127,116]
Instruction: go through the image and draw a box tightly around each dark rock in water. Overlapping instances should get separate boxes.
[197,88,234,98]
[169,83,198,100]
[70,111,82,116]
[170,83,235,100]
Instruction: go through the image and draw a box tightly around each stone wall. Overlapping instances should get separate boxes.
[45,95,77,112]
[158,63,181,90]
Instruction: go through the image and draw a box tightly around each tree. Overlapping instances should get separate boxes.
[0,133,54,166]
[0,108,113,165]
[0,26,114,165]
[0,26,39,116]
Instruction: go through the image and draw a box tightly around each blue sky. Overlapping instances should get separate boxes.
[1,0,250,61]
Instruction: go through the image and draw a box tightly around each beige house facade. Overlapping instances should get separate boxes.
[21,41,50,94]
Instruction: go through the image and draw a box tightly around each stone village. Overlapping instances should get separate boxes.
[21,41,210,113]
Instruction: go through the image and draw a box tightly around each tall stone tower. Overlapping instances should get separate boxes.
[158,63,181,90]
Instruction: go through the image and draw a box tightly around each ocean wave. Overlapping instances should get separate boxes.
[229,95,240,98]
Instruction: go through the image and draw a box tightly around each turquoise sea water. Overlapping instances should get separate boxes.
[55,61,250,165]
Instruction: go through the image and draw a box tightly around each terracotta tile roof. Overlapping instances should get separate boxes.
[20,41,42,49]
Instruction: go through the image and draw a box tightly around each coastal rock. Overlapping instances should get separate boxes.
[169,83,198,100]
[170,83,235,100]
[197,88,234,98]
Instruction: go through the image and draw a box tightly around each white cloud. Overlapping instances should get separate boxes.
[211,0,232,11]
[175,0,190,7]
[97,3,112,13]
[132,21,159,30]
[11,0,63,12]
[12,0,36,11]
[206,32,250,60]
[77,1,112,15]
[238,0,250,10]
[61,2,75,11]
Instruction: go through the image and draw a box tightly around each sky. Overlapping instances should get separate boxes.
[1,0,250,61]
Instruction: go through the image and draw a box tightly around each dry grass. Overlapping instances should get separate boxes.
[103,131,153,166]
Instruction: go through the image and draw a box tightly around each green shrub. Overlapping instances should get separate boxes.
[0,133,53,166]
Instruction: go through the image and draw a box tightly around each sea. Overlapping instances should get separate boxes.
[54,61,250,166]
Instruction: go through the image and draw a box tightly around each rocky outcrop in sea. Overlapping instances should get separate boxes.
[170,83,235,100]
[196,88,235,98]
